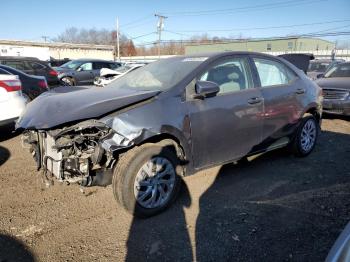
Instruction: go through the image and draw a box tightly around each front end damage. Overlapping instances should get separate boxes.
[22,120,131,187]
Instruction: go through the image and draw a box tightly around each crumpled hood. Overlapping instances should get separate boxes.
[17,86,159,129]
[315,77,350,90]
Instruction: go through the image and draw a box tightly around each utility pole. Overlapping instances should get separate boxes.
[116,17,120,61]
[41,36,49,42]
[155,14,167,58]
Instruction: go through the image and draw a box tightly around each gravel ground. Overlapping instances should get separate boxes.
[0,116,349,262]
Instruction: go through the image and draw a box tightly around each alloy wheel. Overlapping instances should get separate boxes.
[134,157,176,209]
[300,119,317,152]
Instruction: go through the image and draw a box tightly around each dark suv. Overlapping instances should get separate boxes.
[0,56,60,87]
[54,59,122,86]
[19,52,323,217]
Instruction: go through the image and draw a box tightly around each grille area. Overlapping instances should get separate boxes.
[323,89,349,100]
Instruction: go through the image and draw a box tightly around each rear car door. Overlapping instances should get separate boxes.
[187,55,264,169]
[76,62,94,84]
[251,56,304,146]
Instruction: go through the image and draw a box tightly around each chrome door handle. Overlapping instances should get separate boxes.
[247,97,263,104]
[296,88,305,94]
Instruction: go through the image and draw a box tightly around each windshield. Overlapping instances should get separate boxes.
[308,61,330,72]
[60,60,83,69]
[324,63,350,78]
[106,57,206,91]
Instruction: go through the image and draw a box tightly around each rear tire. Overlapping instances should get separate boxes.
[112,143,182,218]
[291,116,319,157]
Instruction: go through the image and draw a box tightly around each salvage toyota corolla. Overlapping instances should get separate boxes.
[17,52,323,217]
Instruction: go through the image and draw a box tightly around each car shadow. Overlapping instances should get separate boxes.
[126,130,350,261]
[125,144,193,261]
[0,123,20,142]
[323,113,350,121]
[195,130,350,261]
[0,233,36,262]
[0,145,10,166]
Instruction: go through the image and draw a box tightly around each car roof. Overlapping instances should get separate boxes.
[174,51,285,60]
[72,58,117,62]
[0,56,40,61]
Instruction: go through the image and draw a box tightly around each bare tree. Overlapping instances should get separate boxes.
[54,27,129,46]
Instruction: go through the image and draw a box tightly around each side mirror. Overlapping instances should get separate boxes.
[77,67,83,72]
[316,73,324,79]
[192,81,220,99]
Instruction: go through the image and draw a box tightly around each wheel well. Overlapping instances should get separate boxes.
[304,107,321,124]
[139,134,186,161]
[61,76,75,83]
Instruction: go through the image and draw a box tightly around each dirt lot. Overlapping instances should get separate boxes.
[0,116,349,262]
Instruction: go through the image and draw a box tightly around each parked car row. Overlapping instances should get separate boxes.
[0,56,124,88]
[54,59,122,86]
[0,56,60,87]
[0,65,48,101]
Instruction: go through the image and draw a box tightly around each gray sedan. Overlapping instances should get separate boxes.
[55,59,121,86]
[18,52,322,217]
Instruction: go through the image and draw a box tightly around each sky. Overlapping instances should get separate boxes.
[1,0,350,46]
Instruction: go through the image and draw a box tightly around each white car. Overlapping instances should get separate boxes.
[0,74,27,127]
[94,63,145,87]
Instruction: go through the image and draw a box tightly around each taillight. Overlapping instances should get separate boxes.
[49,70,58,77]
[0,79,22,92]
[38,80,48,89]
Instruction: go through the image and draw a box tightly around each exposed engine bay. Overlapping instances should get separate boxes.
[22,120,118,187]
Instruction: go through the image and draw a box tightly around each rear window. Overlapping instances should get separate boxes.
[30,62,46,70]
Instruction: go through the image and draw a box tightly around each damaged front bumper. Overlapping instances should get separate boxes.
[22,120,135,187]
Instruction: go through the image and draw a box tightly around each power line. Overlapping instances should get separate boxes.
[130,32,157,40]
[161,0,328,17]
[166,19,350,33]
[120,15,154,28]
[121,19,155,30]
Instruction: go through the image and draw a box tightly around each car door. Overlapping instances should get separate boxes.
[76,62,94,84]
[187,55,264,169]
[251,56,304,145]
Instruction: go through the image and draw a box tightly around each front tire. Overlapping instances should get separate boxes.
[112,143,182,218]
[61,77,75,86]
[291,116,319,157]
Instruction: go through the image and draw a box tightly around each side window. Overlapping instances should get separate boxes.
[199,57,253,94]
[30,62,46,70]
[109,63,120,69]
[3,61,26,70]
[253,58,297,87]
[79,62,93,71]
[93,62,109,70]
